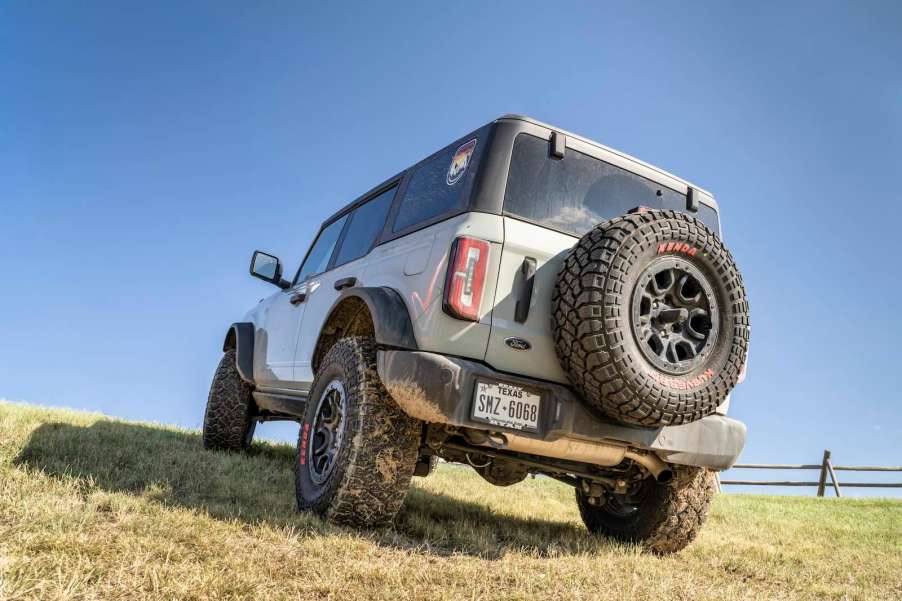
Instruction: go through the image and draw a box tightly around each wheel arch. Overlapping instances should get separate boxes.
[312,287,418,373]
[223,322,255,385]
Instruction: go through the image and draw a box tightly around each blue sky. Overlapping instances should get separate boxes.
[2,2,900,494]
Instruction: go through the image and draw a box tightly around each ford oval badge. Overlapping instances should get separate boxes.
[504,337,531,351]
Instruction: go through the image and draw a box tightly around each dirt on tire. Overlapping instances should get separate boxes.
[202,350,256,451]
[577,466,717,554]
[295,336,421,528]
[552,210,749,427]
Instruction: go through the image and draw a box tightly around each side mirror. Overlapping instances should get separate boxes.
[250,251,290,289]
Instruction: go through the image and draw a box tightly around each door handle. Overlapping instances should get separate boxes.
[289,291,307,305]
[514,257,537,323]
[334,277,357,291]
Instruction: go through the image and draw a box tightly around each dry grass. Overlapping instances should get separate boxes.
[1,401,900,601]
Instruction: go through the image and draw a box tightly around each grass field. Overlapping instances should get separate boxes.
[1,401,900,600]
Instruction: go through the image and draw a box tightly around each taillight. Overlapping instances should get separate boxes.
[443,236,490,321]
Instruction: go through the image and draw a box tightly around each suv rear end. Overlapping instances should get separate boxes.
[372,115,743,446]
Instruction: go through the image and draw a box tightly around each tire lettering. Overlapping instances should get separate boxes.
[658,242,698,257]
[299,422,310,465]
[650,368,715,390]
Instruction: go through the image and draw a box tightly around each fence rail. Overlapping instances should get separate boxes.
[717,450,902,497]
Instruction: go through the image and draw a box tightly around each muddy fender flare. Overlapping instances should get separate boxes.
[328,287,418,349]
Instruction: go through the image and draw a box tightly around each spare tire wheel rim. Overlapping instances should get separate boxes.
[631,256,720,376]
[308,379,347,485]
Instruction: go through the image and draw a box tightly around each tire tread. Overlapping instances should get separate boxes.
[577,467,717,554]
[202,350,255,451]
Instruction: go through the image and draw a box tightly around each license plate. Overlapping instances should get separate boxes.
[471,380,541,432]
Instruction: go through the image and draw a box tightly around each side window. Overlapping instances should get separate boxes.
[295,215,348,283]
[392,138,477,233]
[333,186,396,267]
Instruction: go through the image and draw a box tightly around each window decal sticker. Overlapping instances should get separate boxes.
[446,138,477,185]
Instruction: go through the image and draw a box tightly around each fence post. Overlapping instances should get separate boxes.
[816,450,830,497]
[826,459,842,497]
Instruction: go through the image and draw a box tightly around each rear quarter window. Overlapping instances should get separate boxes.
[392,138,477,233]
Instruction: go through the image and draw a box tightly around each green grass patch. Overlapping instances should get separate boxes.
[1,401,900,600]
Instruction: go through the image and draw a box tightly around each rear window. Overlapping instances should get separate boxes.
[503,134,719,236]
[392,138,477,233]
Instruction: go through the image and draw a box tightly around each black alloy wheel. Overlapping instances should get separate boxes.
[631,257,719,375]
[307,379,347,485]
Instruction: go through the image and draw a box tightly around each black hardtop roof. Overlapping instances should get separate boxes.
[318,114,711,229]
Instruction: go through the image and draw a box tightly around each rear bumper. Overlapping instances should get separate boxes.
[377,349,746,471]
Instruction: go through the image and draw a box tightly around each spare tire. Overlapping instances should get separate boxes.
[551,210,749,427]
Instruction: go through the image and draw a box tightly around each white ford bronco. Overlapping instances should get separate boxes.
[202,115,750,553]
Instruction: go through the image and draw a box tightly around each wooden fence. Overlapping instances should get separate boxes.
[717,450,902,497]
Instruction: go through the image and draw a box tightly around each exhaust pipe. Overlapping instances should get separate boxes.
[625,449,673,482]
[473,432,672,482]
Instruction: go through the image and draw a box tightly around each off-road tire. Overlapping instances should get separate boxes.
[552,210,749,427]
[203,350,256,451]
[295,337,421,528]
[577,467,717,554]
